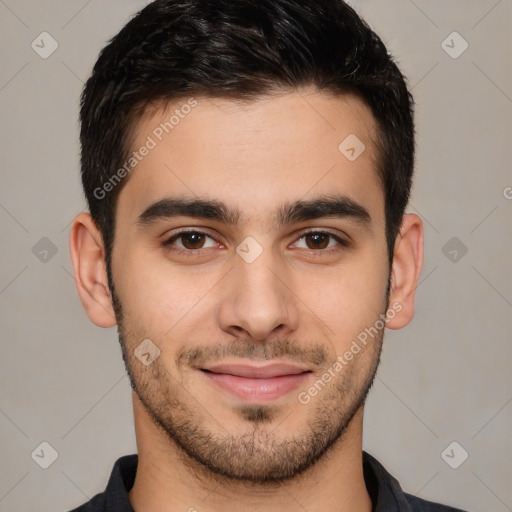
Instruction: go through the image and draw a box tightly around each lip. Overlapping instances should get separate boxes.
[204,363,310,379]
[200,362,312,402]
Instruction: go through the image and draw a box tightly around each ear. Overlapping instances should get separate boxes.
[69,212,117,328]
[386,213,424,330]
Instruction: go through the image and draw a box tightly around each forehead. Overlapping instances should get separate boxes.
[117,88,383,229]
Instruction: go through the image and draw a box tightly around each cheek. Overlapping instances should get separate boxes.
[298,252,388,342]
[112,231,389,343]
[113,246,221,333]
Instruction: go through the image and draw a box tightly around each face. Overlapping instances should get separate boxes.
[109,88,391,482]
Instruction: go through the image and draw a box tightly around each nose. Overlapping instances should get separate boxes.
[217,248,299,341]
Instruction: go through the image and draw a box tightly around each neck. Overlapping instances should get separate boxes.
[128,392,372,512]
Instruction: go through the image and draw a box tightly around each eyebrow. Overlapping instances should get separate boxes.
[136,194,372,229]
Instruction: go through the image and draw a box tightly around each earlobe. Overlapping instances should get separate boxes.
[386,213,424,330]
[69,212,117,328]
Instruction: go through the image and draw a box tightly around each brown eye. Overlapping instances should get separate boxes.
[179,232,206,249]
[304,233,330,249]
[163,230,217,252]
[295,231,347,251]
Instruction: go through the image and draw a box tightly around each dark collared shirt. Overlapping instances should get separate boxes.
[69,451,468,511]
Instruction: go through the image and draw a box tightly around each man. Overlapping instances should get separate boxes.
[68,0,467,510]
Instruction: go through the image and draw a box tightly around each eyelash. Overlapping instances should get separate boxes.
[162,229,350,257]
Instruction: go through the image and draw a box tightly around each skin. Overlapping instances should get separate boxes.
[70,87,423,512]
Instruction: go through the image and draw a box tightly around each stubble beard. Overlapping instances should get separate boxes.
[110,281,385,485]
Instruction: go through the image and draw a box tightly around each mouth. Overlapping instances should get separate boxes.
[199,362,313,402]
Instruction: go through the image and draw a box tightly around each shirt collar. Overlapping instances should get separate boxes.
[363,451,414,511]
[100,451,414,511]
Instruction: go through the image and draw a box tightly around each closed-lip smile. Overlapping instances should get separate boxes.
[200,362,313,402]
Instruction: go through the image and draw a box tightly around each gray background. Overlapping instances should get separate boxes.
[0,0,511,511]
